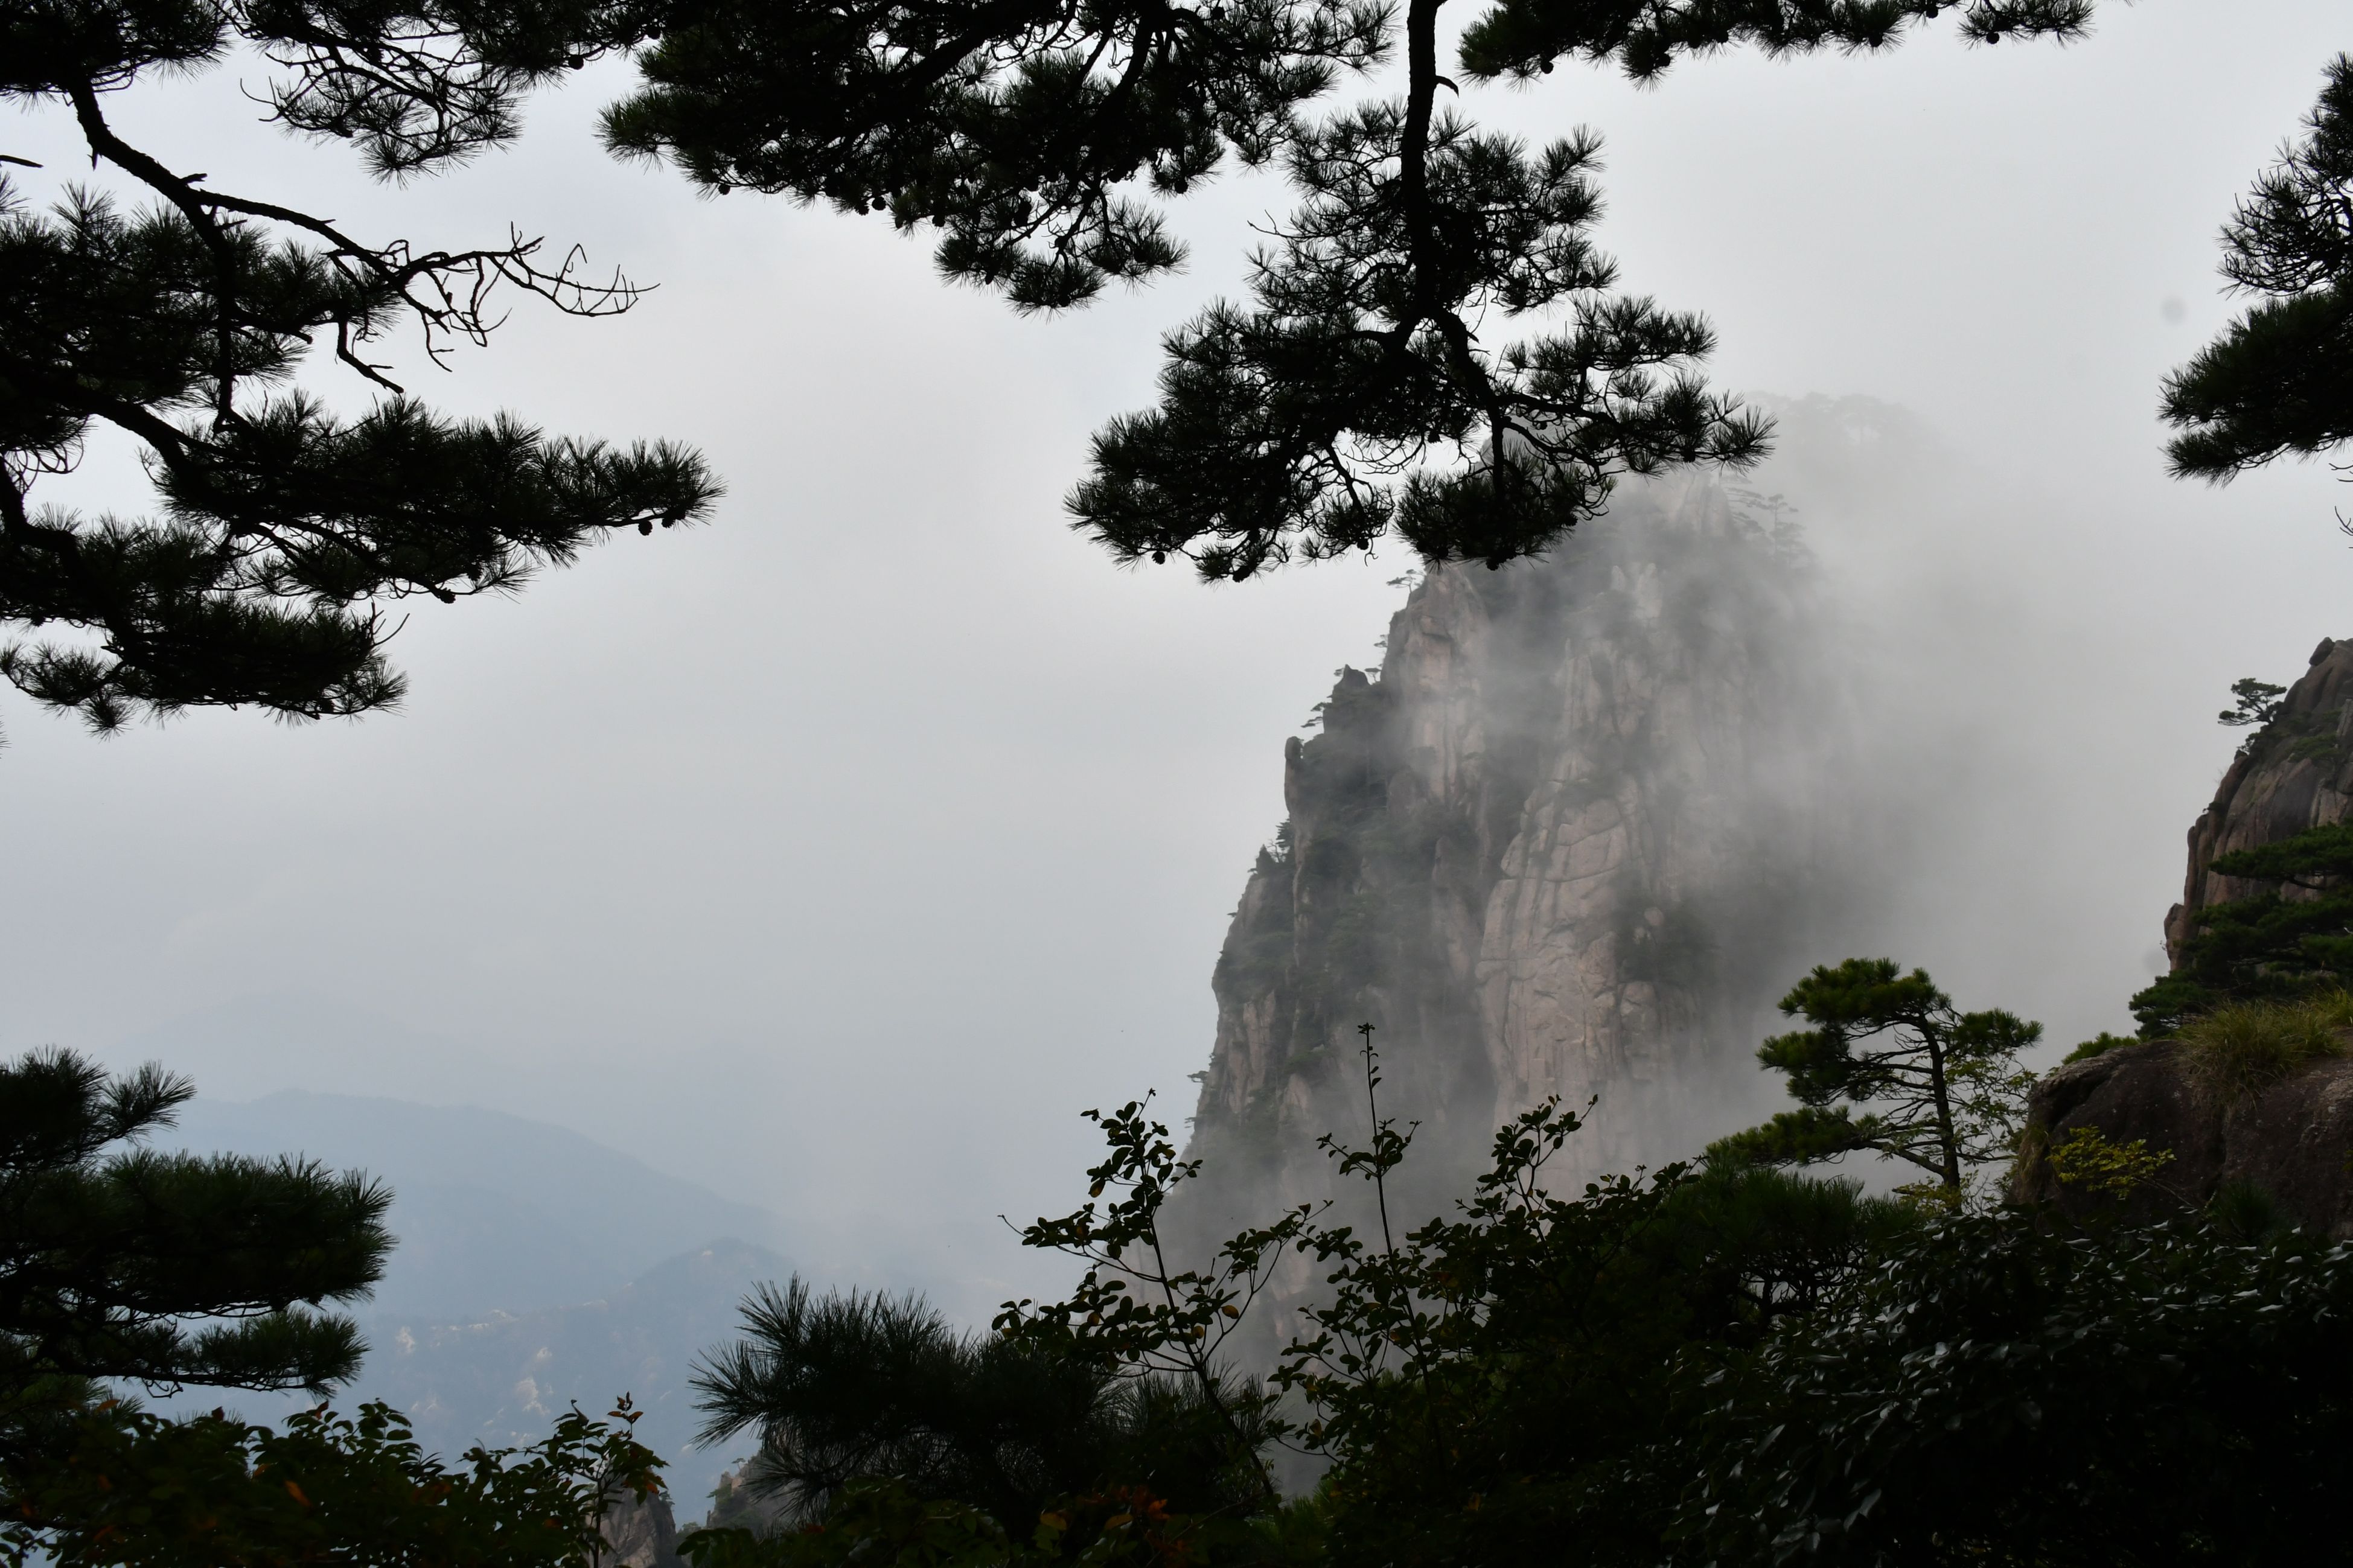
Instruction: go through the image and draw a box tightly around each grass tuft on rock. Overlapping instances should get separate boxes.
[2177,992,2353,1100]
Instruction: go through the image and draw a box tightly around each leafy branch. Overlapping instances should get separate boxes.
[994,1094,1315,1503]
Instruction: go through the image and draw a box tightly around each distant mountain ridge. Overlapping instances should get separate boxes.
[357,1238,789,1506]
[107,990,997,1324]
[159,1090,796,1319]
[142,1091,793,1501]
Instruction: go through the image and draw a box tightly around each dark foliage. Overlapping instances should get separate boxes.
[1280,1059,2353,1567]
[683,1018,2353,1568]
[1272,1085,1917,1568]
[0,1047,389,1448]
[604,0,2095,578]
[2218,674,2286,727]
[686,1098,1307,1565]
[7,1396,666,1568]
[2164,54,2353,484]
[1680,1216,2353,1567]
[1705,958,2039,1193]
[0,1045,679,1567]
[2,1,718,731]
[692,1091,1314,1540]
[691,1278,1272,1530]
[997,1097,1306,1460]
[1275,1036,2353,1566]
[605,0,1389,311]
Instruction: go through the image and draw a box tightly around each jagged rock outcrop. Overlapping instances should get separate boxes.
[604,1489,683,1568]
[1180,475,1853,1260]
[2014,1041,2353,1236]
[703,1465,796,1535]
[2006,637,2353,1232]
[2166,637,2353,963]
[360,1239,788,1508]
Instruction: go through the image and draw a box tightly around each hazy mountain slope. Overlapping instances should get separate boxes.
[160,1091,794,1318]
[108,993,979,1315]
[357,1240,789,1506]
[137,1092,794,1502]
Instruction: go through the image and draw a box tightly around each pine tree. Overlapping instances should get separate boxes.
[2131,821,2353,1036]
[690,1280,1119,1529]
[0,1045,685,1566]
[7,1,2109,713]
[0,1047,389,1449]
[689,1280,1280,1536]
[608,0,2096,578]
[2163,54,2353,485]
[2,2,719,732]
[1707,958,2041,1197]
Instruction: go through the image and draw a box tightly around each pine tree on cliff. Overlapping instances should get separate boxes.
[607,0,2097,578]
[2163,53,2353,486]
[2,2,718,733]
[2133,822,2353,1036]
[2128,666,2353,1035]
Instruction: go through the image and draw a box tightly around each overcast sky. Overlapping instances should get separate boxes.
[4,2,2349,1317]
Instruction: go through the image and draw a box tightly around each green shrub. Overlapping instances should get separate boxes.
[2064,1032,2139,1064]
[2177,993,2353,1098]
[2043,1125,2176,1199]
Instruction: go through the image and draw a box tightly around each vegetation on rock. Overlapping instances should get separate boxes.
[2061,1031,2138,1064]
[684,1022,2353,1568]
[1189,479,1844,1244]
[2138,822,2353,1033]
[2176,991,2353,1100]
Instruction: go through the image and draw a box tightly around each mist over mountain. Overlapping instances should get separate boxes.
[142,1090,793,1502]
[107,993,1007,1323]
[357,1239,787,1507]
[158,1091,794,1319]
[1159,392,2264,1369]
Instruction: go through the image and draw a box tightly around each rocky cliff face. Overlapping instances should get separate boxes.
[2014,1041,2353,1235]
[2002,636,2353,1234]
[1180,476,1853,1251]
[2166,637,2353,963]
[604,1490,683,1568]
